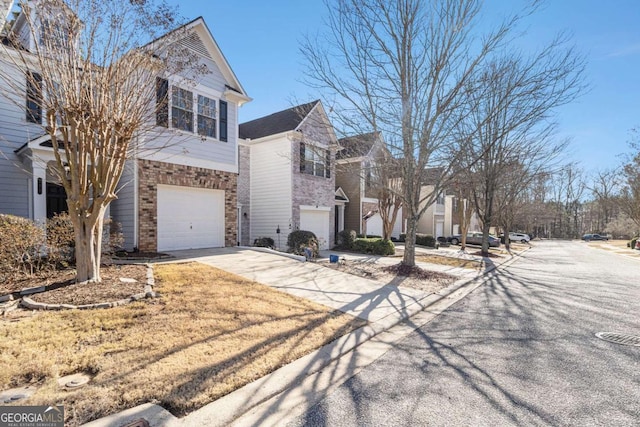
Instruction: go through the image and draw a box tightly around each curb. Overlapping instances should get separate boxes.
[82,247,530,426]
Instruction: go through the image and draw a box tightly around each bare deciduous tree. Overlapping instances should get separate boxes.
[0,0,197,282]
[301,0,529,266]
[464,44,584,255]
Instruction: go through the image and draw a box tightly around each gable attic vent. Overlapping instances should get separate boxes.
[179,32,212,59]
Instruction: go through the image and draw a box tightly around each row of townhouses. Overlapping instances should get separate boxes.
[0,4,465,253]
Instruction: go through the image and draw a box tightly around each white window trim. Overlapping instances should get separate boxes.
[165,78,226,142]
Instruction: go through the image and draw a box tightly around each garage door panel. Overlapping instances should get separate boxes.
[300,209,330,250]
[157,185,225,251]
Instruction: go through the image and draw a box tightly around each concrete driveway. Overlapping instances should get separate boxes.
[165,247,432,325]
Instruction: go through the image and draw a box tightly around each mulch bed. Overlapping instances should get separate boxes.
[7,264,148,306]
[324,261,456,294]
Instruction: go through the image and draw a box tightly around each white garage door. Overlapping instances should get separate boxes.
[300,209,330,250]
[157,185,225,251]
[366,213,383,237]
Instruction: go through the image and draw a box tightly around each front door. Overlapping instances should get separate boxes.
[46,183,67,218]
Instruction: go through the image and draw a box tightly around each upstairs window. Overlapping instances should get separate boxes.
[300,143,330,178]
[155,80,228,141]
[197,95,216,138]
[172,87,193,132]
[26,72,42,124]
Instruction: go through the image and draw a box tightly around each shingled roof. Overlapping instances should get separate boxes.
[337,132,380,160]
[239,100,319,140]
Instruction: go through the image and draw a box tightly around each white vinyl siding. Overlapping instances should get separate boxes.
[249,138,292,250]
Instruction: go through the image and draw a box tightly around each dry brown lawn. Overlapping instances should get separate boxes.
[0,263,364,426]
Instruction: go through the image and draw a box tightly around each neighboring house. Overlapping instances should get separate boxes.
[0,5,250,252]
[336,132,403,239]
[238,100,338,250]
[416,184,455,238]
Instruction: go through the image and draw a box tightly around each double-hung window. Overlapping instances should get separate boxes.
[197,95,216,138]
[300,143,330,178]
[156,78,228,141]
[171,87,193,132]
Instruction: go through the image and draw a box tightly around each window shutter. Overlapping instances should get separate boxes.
[26,71,42,124]
[325,150,331,178]
[299,142,306,172]
[219,100,228,142]
[156,77,168,127]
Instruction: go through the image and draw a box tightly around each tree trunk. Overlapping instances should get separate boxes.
[481,220,492,257]
[71,209,105,283]
[402,216,418,266]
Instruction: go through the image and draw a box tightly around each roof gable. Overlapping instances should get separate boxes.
[337,131,383,160]
[153,17,249,102]
[239,100,319,140]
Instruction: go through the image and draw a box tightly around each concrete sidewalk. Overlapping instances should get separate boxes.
[83,245,528,427]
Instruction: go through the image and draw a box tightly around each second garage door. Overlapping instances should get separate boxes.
[157,185,225,251]
[300,208,330,250]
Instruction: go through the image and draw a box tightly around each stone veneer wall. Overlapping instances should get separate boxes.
[137,159,237,251]
[237,145,251,246]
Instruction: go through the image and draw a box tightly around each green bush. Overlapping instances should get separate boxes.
[337,229,357,249]
[253,237,275,249]
[398,233,406,242]
[288,230,319,257]
[351,238,395,255]
[631,237,638,250]
[0,214,47,283]
[416,234,438,248]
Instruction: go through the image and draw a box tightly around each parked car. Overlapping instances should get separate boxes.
[509,232,531,243]
[582,233,609,241]
[448,232,500,247]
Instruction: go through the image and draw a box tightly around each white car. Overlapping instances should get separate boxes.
[509,232,530,243]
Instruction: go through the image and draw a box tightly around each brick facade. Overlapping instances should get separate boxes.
[237,144,251,246]
[137,159,237,251]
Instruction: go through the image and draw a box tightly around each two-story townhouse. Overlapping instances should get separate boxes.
[0,3,249,252]
[238,100,338,250]
[336,132,403,239]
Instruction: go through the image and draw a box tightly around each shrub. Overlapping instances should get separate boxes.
[253,236,275,249]
[288,230,319,257]
[416,234,438,248]
[46,213,75,267]
[0,214,46,283]
[352,238,395,255]
[399,233,406,242]
[631,237,638,250]
[45,213,125,266]
[337,229,357,249]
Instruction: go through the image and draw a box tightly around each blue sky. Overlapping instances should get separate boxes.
[171,1,640,172]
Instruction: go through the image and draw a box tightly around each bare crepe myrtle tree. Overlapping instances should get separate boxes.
[0,0,201,283]
[301,0,530,266]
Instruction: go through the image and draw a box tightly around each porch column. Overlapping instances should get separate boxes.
[32,162,47,225]
[338,204,345,232]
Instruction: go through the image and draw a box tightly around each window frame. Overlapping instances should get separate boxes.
[300,142,330,178]
[197,94,217,139]
[171,86,194,132]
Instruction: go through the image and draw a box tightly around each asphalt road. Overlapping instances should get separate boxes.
[289,240,640,426]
